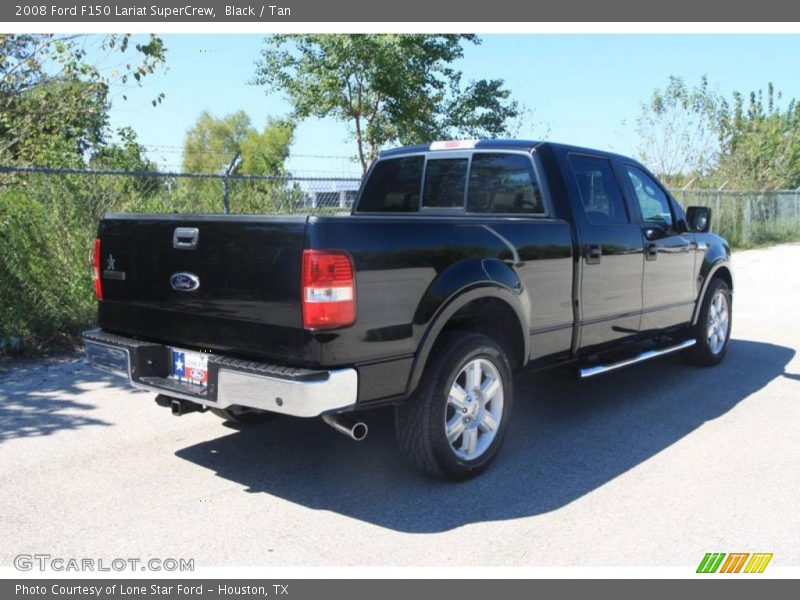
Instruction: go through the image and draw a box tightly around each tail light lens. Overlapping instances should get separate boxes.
[302,249,355,329]
[92,238,103,301]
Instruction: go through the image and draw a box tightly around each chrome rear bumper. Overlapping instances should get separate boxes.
[82,329,358,418]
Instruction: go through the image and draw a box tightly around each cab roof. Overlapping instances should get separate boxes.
[379,139,542,158]
[378,139,637,165]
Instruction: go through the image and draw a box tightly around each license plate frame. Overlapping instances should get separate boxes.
[170,348,209,386]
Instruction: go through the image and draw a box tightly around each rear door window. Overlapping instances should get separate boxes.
[422,158,468,209]
[569,155,630,225]
[467,153,544,214]
[358,156,424,212]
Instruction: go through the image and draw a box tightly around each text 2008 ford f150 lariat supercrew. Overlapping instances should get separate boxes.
[83,140,733,479]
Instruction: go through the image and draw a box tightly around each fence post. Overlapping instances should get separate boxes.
[795,186,800,226]
[681,178,696,208]
[716,180,727,225]
[745,193,755,245]
[221,152,241,214]
[222,175,230,214]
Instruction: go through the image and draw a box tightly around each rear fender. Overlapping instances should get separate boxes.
[405,258,529,397]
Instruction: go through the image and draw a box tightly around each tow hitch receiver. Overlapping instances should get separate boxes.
[155,394,206,416]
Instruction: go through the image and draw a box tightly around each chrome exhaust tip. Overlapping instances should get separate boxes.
[322,414,368,441]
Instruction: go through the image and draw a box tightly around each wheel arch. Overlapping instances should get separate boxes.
[405,285,529,398]
[691,261,734,325]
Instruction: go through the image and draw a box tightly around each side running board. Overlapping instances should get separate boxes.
[579,339,696,379]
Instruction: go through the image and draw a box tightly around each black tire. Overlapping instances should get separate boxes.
[209,407,274,424]
[682,277,732,367]
[395,332,514,480]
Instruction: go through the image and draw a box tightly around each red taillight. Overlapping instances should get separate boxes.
[92,238,103,301]
[302,249,355,329]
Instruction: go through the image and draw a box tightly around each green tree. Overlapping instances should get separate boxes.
[634,75,720,184]
[90,127,163,196]
[253,34,520,173]
[716,84,800,189]
[0,34,166,166]
[182,110,294,175]
[239,119,294,175]
[636,76,800,190]
[182,110,251,174]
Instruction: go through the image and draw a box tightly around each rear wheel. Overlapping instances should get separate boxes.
[683,277,732,366]
[209,407,274,424]
[395,332,514,480]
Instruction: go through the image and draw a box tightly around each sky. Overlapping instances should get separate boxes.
[98,34,800,178]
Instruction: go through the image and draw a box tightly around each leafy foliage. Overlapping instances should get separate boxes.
[239,119,294,176]
[254,34,520,172]
[716,84,800,190]
[0,34,166,352]
[636,76,800,190]
[182,110,294,176]
[182,110,251,174]
[0,34,166,167]
[634,76,720,184]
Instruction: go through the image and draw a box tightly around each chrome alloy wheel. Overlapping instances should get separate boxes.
[444,358,504,461]
[706,289,730,355]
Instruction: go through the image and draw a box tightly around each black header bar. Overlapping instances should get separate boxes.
[3,0,800,22]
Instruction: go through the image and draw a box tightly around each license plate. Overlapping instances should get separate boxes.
[170,348,208,386]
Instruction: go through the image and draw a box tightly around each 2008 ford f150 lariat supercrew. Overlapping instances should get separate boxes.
[83,140,733,479]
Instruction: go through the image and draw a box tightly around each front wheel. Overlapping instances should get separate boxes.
[683,277,732,366]
[395,332,514,480]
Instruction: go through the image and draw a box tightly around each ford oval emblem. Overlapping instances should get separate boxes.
[170,272,200,292]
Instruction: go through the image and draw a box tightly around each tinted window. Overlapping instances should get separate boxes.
[625,165,673,227]
[467,153,544,214]
[569,155,629,225]
[358,156,423,212]
[423,158,468,208]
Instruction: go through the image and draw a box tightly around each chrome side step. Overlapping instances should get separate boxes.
[579,339,696,379]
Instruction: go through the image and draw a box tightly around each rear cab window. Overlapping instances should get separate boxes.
[423,158,469,209]
[467,153,544,214]
[358,150,545,215]
[358,155,424,212]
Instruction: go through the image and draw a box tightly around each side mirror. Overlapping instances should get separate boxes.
[686,206,711,233]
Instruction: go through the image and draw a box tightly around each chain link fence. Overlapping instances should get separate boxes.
[0,165,362,215]
[3,165,798,238]
[2,166,799,243]
[675,188,800,247]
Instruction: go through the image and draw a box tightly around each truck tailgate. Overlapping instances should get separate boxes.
[96,214,308,363]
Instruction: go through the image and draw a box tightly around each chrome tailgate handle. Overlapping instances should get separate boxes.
[173,227,199,250]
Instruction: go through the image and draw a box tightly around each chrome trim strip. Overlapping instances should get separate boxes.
[579,339,696,379]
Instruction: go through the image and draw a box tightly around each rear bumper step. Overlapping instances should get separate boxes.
[579,339,696,379]
[82,328,357,418]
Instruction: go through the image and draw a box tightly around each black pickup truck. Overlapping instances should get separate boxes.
[83,140,732,479]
